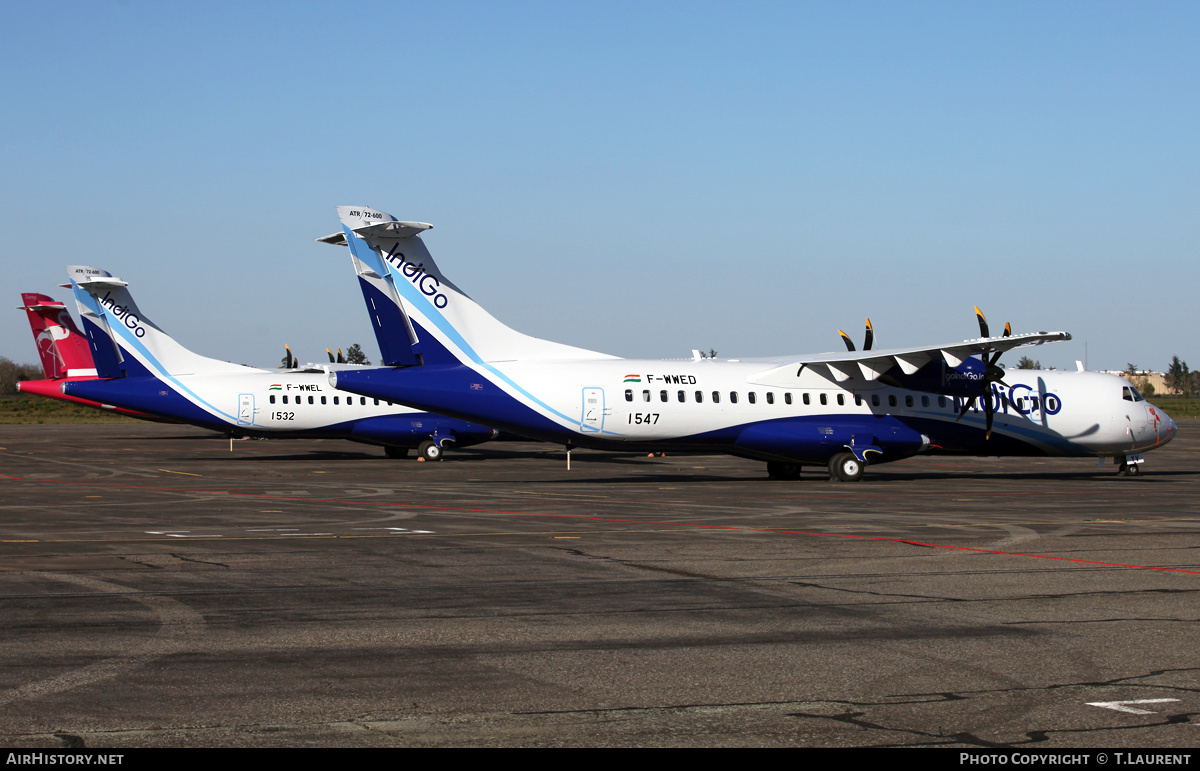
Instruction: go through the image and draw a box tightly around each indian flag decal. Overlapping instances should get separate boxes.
[623,374,641,382]
[269,384,282,390]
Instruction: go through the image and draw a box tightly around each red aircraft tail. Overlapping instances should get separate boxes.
[18,292,96,379]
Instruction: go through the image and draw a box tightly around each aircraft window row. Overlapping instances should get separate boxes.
[622,389,860,406]
[267,394,386,406]
[619,388,976,410]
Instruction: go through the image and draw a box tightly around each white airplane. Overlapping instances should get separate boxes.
[59,265,497,459]
[322,206,1178,480]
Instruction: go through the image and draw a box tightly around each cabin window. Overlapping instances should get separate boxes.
[320,396,326,405]
[854,395,862,406]
[360,397,367,406]
[888,395,897,407]
[766,392,774,405]
[333,396,339,405]
[660,390,669,403]
[677,390,686,402]
[748,392,756,404]
[1045,396,1058,411]
[643,390,651,402]
[712,391,720,403]
[308,396,314,405]
[819,393,827,406]
[784,393,792,405]
[905,395,913,408]
[625,389,633,402]
[871,394,880,407]
[836,394,844,406]
[921,395,929,407]
[729,392,739,404]
[269,395,276,404]
[695,391,703,403]
[374,399,379,406]
[938,396,946,408]
[802,393,810,405]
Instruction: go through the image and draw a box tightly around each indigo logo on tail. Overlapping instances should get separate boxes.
[383,243,449,309]
[98,292,147,338]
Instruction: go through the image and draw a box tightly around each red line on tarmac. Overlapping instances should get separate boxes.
[4,475,1199,576]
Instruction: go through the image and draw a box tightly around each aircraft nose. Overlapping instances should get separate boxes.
[1157,407,1178,446]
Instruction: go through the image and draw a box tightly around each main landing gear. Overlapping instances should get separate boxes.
[766,461,802,480]
[766,453,867,482]
[383,439,453,461]
[417,439,445,461]
[827,452,865,482]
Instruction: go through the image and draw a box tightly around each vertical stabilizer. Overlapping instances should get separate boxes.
[18,293,96,379]
[67,266,264,379]
[334,206,614,367]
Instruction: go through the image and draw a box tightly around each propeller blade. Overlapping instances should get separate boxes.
[863,318,874,351]
[337,348,346,364]
[327,348,335,363]
[956,396,976,422]
[975,306,989,339]
[985,393,995,439]
[839,330,855,352]
[988,322,1013,367]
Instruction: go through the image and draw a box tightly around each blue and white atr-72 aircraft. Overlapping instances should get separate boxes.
[59,265,497,459]
[323,206,1177,481]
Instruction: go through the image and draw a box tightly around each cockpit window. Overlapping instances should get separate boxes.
[1123,386,1145,402]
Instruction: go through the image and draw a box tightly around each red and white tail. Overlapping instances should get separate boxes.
[18,292,96,379]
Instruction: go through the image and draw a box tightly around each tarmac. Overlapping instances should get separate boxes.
[1,421,1198,748]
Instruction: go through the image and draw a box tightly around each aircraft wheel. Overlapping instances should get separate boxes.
[1118,463,1139,476]
[418,440,444,462]
[828,452,864,482]
[384,446,409,459]
[766,462,801,480]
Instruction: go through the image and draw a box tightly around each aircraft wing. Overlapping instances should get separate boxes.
[747,330,1071,386]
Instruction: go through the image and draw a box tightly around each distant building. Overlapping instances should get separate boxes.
[1102,370,1175,396]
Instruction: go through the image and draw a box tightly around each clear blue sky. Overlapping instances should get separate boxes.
[3,1,1197,373]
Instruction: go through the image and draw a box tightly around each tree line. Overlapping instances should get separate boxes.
[1164,356,1198,397]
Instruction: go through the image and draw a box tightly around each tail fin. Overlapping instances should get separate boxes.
[67,266,263,379]
[18,293,97,379]
[328,206,613,367]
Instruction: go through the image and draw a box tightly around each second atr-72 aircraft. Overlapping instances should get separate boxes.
[59,266,497,459]
[322,205,1177,481]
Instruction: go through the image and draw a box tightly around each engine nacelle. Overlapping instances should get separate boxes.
[882,356,998,398]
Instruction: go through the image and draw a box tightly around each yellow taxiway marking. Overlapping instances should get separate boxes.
[158,469,202,477]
